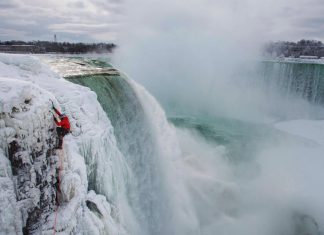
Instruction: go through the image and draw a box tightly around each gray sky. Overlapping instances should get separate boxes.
[0,0,122,42]
[1,0,324,43]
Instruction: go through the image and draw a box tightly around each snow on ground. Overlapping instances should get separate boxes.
[0,53,128,234]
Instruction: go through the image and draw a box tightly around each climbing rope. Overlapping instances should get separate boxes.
[53,150,63,235]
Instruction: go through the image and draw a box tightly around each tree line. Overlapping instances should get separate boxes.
[263,40,324,58]
[0,40,116,54]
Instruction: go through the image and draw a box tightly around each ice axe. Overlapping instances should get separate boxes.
[49,99,55,109]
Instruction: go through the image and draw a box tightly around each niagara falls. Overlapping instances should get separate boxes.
[1,0,324,235]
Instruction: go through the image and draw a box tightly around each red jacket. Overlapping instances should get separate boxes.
[54,107,71,130]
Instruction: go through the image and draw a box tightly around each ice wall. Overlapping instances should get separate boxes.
[0,54,130,234]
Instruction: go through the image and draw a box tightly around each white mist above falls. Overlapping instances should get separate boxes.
[0,54,324,235]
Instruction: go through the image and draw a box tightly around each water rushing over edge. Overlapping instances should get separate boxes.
[56,56,324,235]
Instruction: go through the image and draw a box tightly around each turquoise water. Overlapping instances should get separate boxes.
[170,116,265,162]
[169,116,313,164]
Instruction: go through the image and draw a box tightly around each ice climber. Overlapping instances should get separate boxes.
[52,105,70,149]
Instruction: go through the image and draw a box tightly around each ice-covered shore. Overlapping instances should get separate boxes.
[0,53,128,234]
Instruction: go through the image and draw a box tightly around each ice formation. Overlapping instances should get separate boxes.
[0,54,129,234]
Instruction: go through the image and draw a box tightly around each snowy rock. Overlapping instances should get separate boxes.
[0,78,60,233]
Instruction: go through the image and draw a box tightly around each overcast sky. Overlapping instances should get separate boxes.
[0,0,122,42]
[1,0,324,43]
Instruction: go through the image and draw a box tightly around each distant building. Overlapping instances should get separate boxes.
[299,55,318,59]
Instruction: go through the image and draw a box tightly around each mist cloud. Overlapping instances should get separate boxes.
[114,0,324,120]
